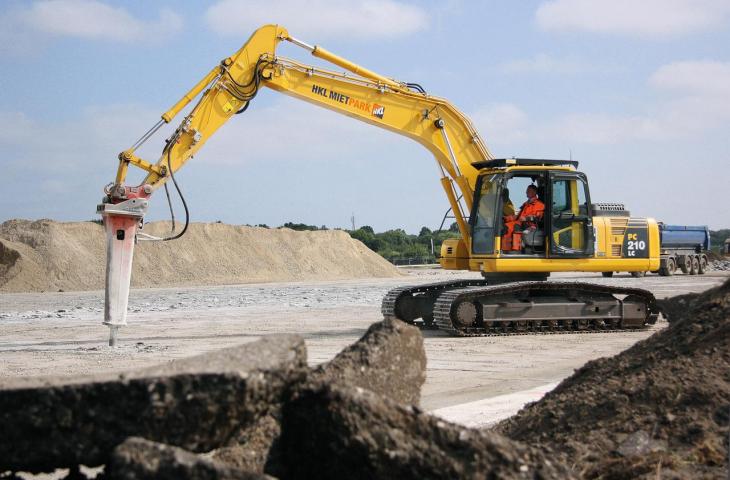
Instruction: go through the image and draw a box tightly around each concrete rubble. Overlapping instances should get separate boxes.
[709,258,730,271]
[275,382,573,480]
[0,318,574,479]
[309,317,426,405]
[0,335,307,473]
[108,437,270,480]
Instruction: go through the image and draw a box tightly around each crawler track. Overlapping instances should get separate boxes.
[382,281,659,337]
[381,279,489,327]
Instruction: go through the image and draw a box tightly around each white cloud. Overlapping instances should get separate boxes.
[0,98,415,225]
[536,0,730,37]
[0,104,163,174]
[205,0,428,40]
[540,113,663,144]
[474,60,730,146]
[649,61,730,96]
[498,53,621,75]
[0,96,406,174]
[0,112,35,144]
[470,104,529,145]
[0,0,182,51]
[201,96,403,165]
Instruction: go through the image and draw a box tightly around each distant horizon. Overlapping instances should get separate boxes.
[3,216,728,239]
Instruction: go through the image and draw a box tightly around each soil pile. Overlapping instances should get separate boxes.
[498,279,730,478]
[0,219,400,293]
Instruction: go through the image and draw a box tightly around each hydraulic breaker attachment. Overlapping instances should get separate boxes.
[97,186,151,346]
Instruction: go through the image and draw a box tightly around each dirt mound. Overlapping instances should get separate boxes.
[0,219,400,292]
[498,278,730,478]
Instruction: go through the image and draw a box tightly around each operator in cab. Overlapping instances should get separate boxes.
[502,185,545,251]
[517,185,544,226]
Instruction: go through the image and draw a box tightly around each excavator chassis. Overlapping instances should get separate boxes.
[382,281,659,337]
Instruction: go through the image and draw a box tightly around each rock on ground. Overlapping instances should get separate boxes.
[0,335,306,473]
[108,437,269,480]
[309,318,426,405]
[274,382,572,480]
[207,414,281,474]
[210,318,427,474]
[498,278,730,479]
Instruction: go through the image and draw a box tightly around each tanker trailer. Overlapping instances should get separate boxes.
[656,224,710,276]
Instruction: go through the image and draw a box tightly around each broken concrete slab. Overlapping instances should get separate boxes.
[0,335,306,473]
[108,437,269,480]
[211,318,426,474]
[207,414,281,474]
[309,318,426,405]
[276,382,572,480]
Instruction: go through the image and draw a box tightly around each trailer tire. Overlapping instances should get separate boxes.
[690,256,699,275]
[630,271,646,278]
[659,257,675,276]
[601,272,614,278]
[698,255,707,274]
[679,256,691,274]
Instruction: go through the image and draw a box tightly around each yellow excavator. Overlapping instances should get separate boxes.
[98,24,659,344]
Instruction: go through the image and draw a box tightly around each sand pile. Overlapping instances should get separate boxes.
[498,279,730,478]
[0,219,400,293]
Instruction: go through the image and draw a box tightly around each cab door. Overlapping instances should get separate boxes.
[547,172,595,257]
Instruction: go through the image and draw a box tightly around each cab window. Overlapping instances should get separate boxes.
[471,175,499,254]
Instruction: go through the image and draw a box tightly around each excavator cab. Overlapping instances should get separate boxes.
[469,159,595,258]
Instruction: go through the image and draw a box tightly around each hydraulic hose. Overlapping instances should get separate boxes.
[161,131,189,242]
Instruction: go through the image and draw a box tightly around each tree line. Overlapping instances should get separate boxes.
[272,222,461,263]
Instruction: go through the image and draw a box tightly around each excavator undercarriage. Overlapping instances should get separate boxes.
[382,280,659,336]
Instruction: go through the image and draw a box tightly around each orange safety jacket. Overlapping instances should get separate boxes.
[502,198,545,251]
[517,198,545,224]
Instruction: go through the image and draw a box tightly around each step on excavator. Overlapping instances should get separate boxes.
[98,24,659,345]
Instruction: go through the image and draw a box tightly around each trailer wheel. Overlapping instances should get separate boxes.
[679,256,691,274]
[601,272,614,278]
[630,271,646,278]
[698,255,707,274]
[690,256,699,275]
[659,257,674,276]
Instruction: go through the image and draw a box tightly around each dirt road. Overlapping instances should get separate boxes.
[1,269,727,423]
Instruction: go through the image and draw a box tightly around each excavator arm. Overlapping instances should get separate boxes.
[99,24,492,344]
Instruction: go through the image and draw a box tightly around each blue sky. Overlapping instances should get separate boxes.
[1,0,729,232]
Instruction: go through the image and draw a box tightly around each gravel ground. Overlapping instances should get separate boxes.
[1,269,728,415]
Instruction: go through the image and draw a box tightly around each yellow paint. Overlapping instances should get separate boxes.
[472,257,660,273]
